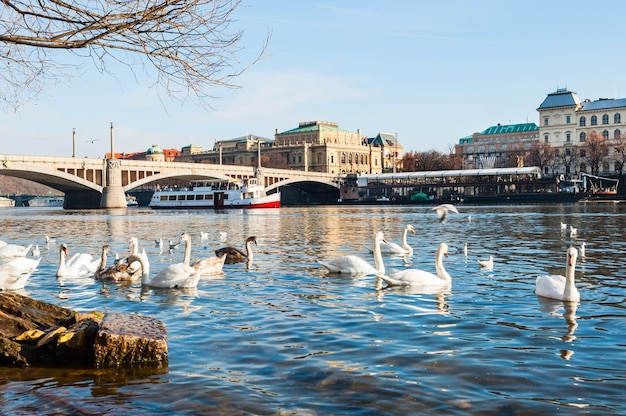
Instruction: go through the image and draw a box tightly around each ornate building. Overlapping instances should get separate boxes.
[455,123,539,169]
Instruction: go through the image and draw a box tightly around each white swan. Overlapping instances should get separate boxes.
[320,231,386,276]
[0,243,33,259]
[375,224,415,255]
[535,246,580,301]
[0,257,41,290]
[56,243,100,277]
[477,255,494,270]
[94,245,142,281]
[379,242,450,287]
[433,204,459,223]
[181,233,226,276]
[127,252,200,288]
[215,236,257,265]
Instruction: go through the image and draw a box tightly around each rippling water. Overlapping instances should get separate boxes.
[1,203,626,415]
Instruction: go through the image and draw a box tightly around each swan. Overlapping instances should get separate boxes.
[215,236,257,265]
[535,246,580,301]
[181,233,227,275]
[374,224,415,255]
[0,257,41,290]
[320,231,386,276]
[94,245,142,281]
[433,204,459,223]
[0,243,33,259]
[477,255,494,270]
[126,252,200,289]
[379,242,450,287]
[56,243,100,277]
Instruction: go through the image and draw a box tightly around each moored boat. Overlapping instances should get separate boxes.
[28,196,64,207]
[0,196,15,208]
[149,177,280,209]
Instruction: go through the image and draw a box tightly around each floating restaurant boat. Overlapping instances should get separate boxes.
[338,167,621,204]
[28,196,64,207]
[149,177,280,209]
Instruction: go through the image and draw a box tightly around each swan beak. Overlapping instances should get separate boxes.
[444,252,449,258]
[568,254,574,266]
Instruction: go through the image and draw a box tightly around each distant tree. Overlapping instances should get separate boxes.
[582,131,610,175]
[401,151,419,172]
[555,147,578,177]
[527,142,556,175]
[263,153,289,169]
[0,0,268,110]
[506,146,527,168]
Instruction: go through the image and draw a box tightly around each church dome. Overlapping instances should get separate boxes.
[146,145,164,155]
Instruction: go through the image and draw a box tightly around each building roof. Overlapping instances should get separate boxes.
[146,145,164,154]
[537,88,582,110]
[479,122,539,135]
[368,132,400,147]
[580,98,626,112]
[279,121,352,135]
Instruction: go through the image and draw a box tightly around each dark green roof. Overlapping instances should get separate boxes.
[279,121,352,135]
[479,122,539,135]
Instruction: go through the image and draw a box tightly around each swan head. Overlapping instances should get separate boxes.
[128,237,138,249]
[374,231,387,244]
[439,243,449,258]
[60,243,69,255]
[180,233,191,243]
[567,245,578,266]
[246,236,257,245]
[406,224,415,234]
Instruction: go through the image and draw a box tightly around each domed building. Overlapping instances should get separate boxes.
[145,145,165,162]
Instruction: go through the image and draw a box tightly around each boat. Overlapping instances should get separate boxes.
[149,177,280,209]
[126,194,139,207]
[0,196,15,208]
[28,196,64,207]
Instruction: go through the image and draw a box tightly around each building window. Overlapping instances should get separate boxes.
[615,113,621,124]
[565,148,571,156]
[580,116,586,127]
[580,150,586,158]
[566,133,571,143]
[341,152,346,163]
[579,132,586,142]
[579,163,587,173]
[603,114,610,124]
[615,129,621,139]
[591,115,598,125]
[544,117,549,126]
[566,115,571,124]
[544,135,549,143]
[603,130,609,139]
[331,155,334,164]
[603,162,610,172]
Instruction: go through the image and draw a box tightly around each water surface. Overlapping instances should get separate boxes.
[0,203,625,415]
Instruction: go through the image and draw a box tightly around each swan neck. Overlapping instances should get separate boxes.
[183,238,191,265]
[435,251,451,281]
[373,237,385,275]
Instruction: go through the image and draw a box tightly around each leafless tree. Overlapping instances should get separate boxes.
[611,131,626,174]
[0,0,268,110]
[582,131,610,175]
[401,150,419,172]
[527,142,556,175]
[555,147,578,177]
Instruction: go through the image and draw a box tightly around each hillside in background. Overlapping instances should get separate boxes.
[0,176,60,195]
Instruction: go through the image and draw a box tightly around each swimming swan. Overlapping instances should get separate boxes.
[320,231,386,276]
[379,242,450,287]
[56,243,100,277]
[215,236,257,265]
[0,243,33,259]
[0,257,41,290]
[181,233,226,275]
[94,245,142,281]
[373,224,415,255]
[127,252,200,289]
[535,246,580,301]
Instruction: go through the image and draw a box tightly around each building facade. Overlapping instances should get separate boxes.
[455,123,540,169]
[537,88,626,175]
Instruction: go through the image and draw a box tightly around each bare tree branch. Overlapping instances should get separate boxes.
[0,0,269,110]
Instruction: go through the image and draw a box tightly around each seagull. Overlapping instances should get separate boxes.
[569,226,577,237]
[200,231,209,241]
[154,238,163,253]
[433,204,459,223]
[169,239,180,251]
[560,222,567,232]
[578,242,586,258]
[463,243,468,257]
[477,255,494,270]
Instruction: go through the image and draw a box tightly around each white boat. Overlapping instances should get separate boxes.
[149,177,280,209]
[0,196,15,207]
[28,196,64,207]
[126,194,138,207]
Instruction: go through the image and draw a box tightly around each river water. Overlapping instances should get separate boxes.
[0,203,625,415]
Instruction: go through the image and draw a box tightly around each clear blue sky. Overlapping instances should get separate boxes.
[2,0,625,158]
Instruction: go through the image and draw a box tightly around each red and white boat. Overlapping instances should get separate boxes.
[149,177,280,209]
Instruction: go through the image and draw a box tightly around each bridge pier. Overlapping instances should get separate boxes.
[100,159,127,209]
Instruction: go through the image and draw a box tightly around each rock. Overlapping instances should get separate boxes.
[0,293,167,369]
[94,313,168,368]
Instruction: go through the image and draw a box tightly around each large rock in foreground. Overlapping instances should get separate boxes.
[94,313,168,368]
[0,293,167,369]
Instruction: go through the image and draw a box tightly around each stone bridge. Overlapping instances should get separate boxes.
[0,155,342,209]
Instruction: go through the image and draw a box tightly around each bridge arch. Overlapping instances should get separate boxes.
[266,177,340,193]
[0,164,103,193]
[124,169,234,191]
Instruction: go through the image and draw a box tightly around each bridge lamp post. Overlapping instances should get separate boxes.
[109,122,115,159]
[72,128,77,157]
